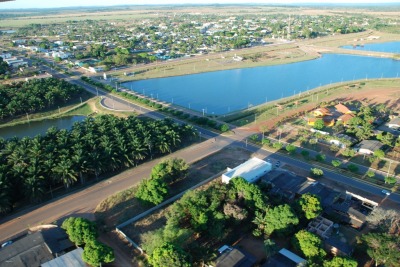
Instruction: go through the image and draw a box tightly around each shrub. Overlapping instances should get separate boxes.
[273,142,283,150]
[310,168,324,177]
[331,160,341,167]
[315,154,326,162]
[347,164,359,173]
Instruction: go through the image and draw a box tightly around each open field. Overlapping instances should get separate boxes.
[2,5,400,27]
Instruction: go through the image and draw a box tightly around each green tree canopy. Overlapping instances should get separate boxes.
[313,119,325,130]
[361,233,400,267]
[150,158,189,184]
[310,168,324,177]
[323,256,358,267]
[61,217,98,246]
[384,176,396,185]
[298,193,322,220]
[286,144,297,154]
[148,242,191,267]
[82,240,115,267]
[136,177,168,205]
[373,149,385,159]
[253,204,299,236]
[293,230,326,259]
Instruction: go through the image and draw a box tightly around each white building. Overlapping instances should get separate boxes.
[52,51,70,59]
[88,66,104,73]
[0,53,12,59]
[4,57,27,68]
[222,157,272,184]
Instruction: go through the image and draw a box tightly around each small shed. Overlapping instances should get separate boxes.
[222,157,272,184]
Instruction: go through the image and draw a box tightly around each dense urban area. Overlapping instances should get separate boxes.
[0,3,400,267]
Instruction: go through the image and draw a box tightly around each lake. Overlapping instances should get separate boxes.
[123,53,400,115]
[0,116,86,140]
[341,41,400,53]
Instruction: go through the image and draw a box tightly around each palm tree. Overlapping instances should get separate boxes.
[52,155,78,189]
[24,164,45,203]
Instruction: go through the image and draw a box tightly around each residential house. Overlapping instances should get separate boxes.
[312,107,331,117]
[4,58,27,68]
[356,140,384,155]
[215,247,256,267]
[325,237,354,257]
[222,157,272,184]
[262,248,306,267]
[306,216,333,239]
[387,117,400,129]
[0,227,74,267]
[335,103,352,114]
[41,248,85,267]
[307,117,335,127]
[337,113,355,126]
[0,53,12,59]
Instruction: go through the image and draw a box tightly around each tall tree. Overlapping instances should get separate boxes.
[297,193,322,220]
[361,233,400,267]
[148,242,191,267]
[82,240,115,267]
[293,230,326,260]
[253,204,299,236]
[61,217,98,246]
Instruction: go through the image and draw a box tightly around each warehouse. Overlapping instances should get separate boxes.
[222,157,272,184]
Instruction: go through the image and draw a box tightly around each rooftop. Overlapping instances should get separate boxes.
[222,157,271,184]
[215,248,256,267]
[41,248,85,267]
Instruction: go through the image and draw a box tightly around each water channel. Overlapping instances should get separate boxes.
[0,116,86,140]
[124,44,400,115]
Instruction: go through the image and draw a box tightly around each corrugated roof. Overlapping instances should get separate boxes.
[41,248,85,267]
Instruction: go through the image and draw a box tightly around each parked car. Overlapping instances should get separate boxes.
[1,241,12,248]
[275,161,281,167]
[382,190,391,196]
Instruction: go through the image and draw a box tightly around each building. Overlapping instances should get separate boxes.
[307,216,334,239]
[335,103,352,114]
[356,140,384,155]
[0,227,74,267]
[387,117,400,129]
[41,248,85,267]
[4,58,27,68]
[337,113,355,126]
[312,107,331,117]
[222,157,272,184]
[88,66,104,73]
[0,53,12,59]
[215,247,256,267]
[263,248,306,267]
[307,117,335,127]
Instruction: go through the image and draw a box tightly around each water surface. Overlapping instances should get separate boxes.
[0,116,86,140]
[124,53,400,115]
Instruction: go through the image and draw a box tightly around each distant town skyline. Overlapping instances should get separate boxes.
[1,0,399,9]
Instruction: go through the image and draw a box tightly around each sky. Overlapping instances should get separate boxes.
[0,0,399,9]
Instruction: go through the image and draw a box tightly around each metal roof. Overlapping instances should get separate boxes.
[41,248,85,267]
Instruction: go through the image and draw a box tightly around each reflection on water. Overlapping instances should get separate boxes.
[0,116,86,140]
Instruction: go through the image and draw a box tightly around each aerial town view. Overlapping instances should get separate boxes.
[0,0,399,266]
